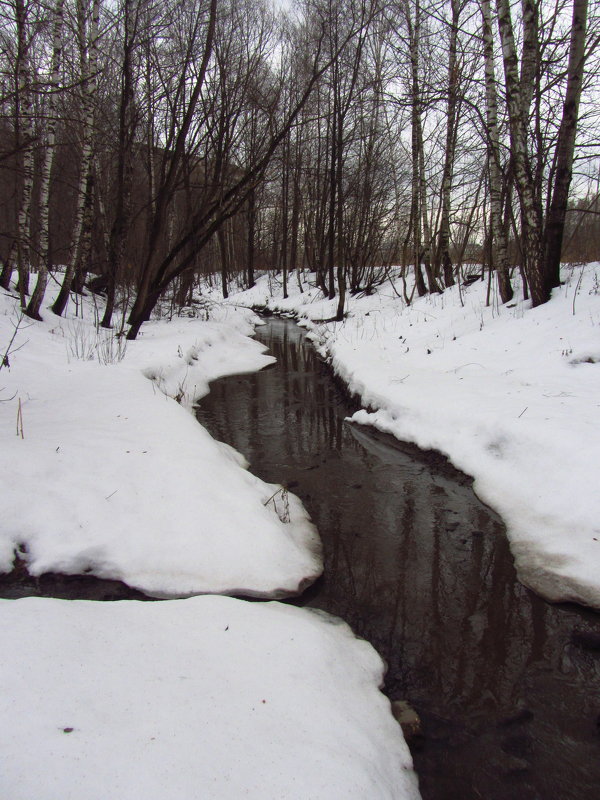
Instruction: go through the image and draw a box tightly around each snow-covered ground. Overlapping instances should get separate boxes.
[0,289,321,598]
[1,285,420,799]
[0,595,419,800]
[216,264,600,609]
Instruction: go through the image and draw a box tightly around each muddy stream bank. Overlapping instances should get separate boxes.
[196,317,600,800]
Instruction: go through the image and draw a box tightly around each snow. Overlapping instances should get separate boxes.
[218,264,600,609]
[0,290,321,598]
[0,595,420,800]
[1,286,420,799]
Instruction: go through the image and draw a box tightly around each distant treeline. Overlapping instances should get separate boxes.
[0,0,598,336]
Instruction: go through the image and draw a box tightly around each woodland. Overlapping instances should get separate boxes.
[0,0,599,337]
[2,4,600,795]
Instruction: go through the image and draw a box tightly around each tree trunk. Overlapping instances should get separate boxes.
[102,0,137,328]
[437,0,460,289]
[0,259,12,290]
[247,187,256,289]
[327,92,337,301]
[544,0,588,291]
[127,285,160,340]
[13,0,35,305]
[218,225,228,299]
[418,123,440,294]
[496,0,547,305]
[407,0,435,296]
[26,0,65,320]
[481,0,513,302]
[52,0,100,317]
[335,106,346,321]
[290,135,302,290]
[281,136,289,299]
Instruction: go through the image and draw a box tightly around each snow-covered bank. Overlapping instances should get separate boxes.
[0,290,321,598]
[217,265,600,609]
[0,595,420,800]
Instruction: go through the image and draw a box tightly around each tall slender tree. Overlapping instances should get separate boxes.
[25,0,65,320]
[544,0,589,291]
[52,0,101,316]
[480,0,513,302]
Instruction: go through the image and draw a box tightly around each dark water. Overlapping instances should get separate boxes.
[0,556,150,601]
[196,317,600,800]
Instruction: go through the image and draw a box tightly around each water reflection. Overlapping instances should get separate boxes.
[197,318,600,800]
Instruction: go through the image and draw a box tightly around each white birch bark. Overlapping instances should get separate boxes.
[26,0,66,319]
[437,0,461,288]
[481,0,513,302]
[52,0,100,316]
[495,0,547,304]
[406,1,427,296]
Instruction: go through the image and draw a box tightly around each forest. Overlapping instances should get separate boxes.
[1,0,599,337]
[2,3,600,797]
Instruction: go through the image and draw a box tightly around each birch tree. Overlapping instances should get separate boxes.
[435,0,465,289]
[52,0,101,316]
[25,0,65,319]
[493,0,594,305]
[480,0,513,302]
[392,0,440,296]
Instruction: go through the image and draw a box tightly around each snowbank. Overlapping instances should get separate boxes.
[218,265,600,609]
[0,290,321,597]
[0,595,420,800]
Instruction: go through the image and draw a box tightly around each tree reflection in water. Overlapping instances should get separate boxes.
[197,318,600,800]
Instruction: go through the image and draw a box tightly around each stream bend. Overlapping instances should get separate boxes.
[196,317,600,800]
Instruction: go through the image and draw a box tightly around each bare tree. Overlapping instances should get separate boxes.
[100,0,146,328]
[25,0,66,320]
[543,0,589,289]
[435,0,465,289]
[2,0,36,302]
[52,0,101,316]
[125,0,371,338]
[480,0,513,302]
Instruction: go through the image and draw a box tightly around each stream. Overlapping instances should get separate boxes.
[196,316,600,800]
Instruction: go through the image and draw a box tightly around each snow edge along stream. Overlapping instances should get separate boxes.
[216,265,600,611]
